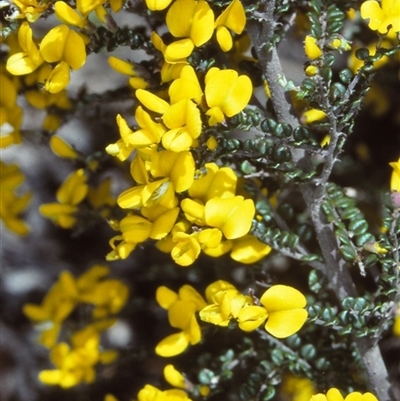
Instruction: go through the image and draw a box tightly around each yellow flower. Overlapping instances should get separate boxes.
[162,99,202,151]
[389,157,400,192]
[107,110,164,161]
[302,108,327,124]
[75,266,129,319]
[310,388,378,401]
[205,67,252,126]
[0,161,31,235]
[280,373,316,401]
[39,25,87,93]
[164,364,186,389]
[259,285,308,338]
[39,325,117,388]
[135,88,202,151]
[215,0,246,52]
[23,271,78,347]
[165,0,215,62]
[12,0,49,22]
[361,0,400,34]
[188,163,237,202]
[304,35,322,60]
[0,73,23,147]
[118,150,195,209]
[168,65,203,105]
[39,169,88,228]
[6,21,44,75]
[200,280,252,326]
[56,169,88,205]
[155,285,206,356]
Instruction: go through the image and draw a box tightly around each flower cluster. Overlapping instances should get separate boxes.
[39,136,116,228]
[0,161,31,235]
[23,265,129,387]
[104,0,270,267]
[156,281,308,357]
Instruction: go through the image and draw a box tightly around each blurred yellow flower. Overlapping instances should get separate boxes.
[361,0,400,34]
[389,157,400,192]
[155,285,206,356]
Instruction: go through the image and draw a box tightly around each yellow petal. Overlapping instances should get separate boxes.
[108,56,135,75]
[166,0,195,38]
[165,39,195,63]
[215,0,246,34]
[304,35,322,60]
[54,2,86,27]
[136,89,169,114]
[237,305,268,332]
[63,29,86,70]
[41,25,68,63]
[155,331,189,357]
[360,1,385,32]
[230,235,271,264]
[265,309,308,338]
[260,285,307,311]
[205,196,255,239]
[117,185,144,209]
[50,136,78,159]
[189,0,215,47]
[179,284,207,309]
[326,388,345,401]
[6,52,42,75]
[150,207,180,239]
[44,61,70,94]
[164,364,186,389]
[216,26,233,52]
[156,286,178,309]
[120,215,152,243]
[171,235,201,266]
[56,168,88,205]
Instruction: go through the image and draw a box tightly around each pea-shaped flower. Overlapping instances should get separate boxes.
[155,285,207,357]
[304,35,322,60]
[361,0,400,34]
[165,0,214,62]
[40,25,87,93]
[205,67,252,126]
[215,0,246,52]
[6,22,44,75]
[238,285,308,338]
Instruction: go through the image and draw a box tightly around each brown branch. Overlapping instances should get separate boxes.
[246,1,394,399]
